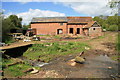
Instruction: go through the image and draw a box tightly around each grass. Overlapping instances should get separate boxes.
[53,35,61,39]
[110,33,120,61]
[3,63,32,77]
[3,41,89,77]
[2,58,40,77]
[23,41,89,62]
[111,55,120,61]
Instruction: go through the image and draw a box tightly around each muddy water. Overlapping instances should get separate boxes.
[42,53,118,78]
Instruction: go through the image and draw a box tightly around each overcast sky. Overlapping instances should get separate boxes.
[2,0,115,25]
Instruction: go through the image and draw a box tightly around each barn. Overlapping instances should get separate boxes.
[30,17,102,37]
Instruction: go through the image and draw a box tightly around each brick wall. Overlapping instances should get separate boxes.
[67,24,85,35]
[31,23,67,35]
[89,27,102,36]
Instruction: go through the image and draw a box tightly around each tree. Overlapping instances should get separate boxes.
[22,23,30,30]
[2,17,15,42]
[93,14,119,31]
[2,15,23,43]
[9,15,22,28]
[93,16,105,26]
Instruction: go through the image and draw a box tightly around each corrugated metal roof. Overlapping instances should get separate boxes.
[31,17,68,23]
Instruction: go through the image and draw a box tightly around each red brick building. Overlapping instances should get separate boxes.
[31,17,102,36]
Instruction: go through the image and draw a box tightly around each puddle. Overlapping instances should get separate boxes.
[94,54,116,62]
[18,56,49,67]
[34,62,49,67]
[42,54,118,78]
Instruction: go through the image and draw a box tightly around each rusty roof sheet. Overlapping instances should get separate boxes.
[31,17,93,23]
[67,17,92,23]
[31,17,68,23]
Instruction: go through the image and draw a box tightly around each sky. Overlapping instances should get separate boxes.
[2,0,116,25]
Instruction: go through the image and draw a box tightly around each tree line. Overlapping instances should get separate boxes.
[93,14,120,31]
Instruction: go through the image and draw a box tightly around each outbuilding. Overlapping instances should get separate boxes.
[30,17,102,37]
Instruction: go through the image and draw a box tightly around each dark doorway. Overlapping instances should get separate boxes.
[57,29,63,34]
[77,28,80,34]
[69,28,73,34]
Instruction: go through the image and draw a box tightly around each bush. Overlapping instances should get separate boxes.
[107,25,118,31]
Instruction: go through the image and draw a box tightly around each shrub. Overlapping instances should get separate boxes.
[107,25,118,31]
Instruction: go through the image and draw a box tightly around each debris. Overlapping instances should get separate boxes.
[23,68,33,73]
[75,56,85,63]
[43,70,60,78]
[67,59,76,66]
[7,61,23,67]
[70,59,75,62]
[69,55,72,57]
[70,62,76,66]
[108,67,112,69]
[36,63,49,67]
[23,39,31,42]
[30,68,39,74]
[79,51,84,56]
[45,45,50,46]
[85,47,90,50]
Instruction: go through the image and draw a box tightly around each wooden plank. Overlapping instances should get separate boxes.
[0,42,34,50]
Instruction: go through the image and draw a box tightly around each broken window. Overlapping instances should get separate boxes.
[69,28,73,34]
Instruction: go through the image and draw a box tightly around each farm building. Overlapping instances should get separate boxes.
[30,17,102,37]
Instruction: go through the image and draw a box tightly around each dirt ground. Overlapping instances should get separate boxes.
[21,32,119,78]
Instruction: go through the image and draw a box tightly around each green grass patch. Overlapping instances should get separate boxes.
[53,35,61,39]
[97,36,105,39]
[111,55,120,61]
[111,33,120,62]
[2,58,41,77]
[3,63,32,77]
[23,41,89,62]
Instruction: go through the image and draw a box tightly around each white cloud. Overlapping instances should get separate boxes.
[2,0,113,2]
[65,2,113,16]
[4,0,117,25]
[54,0,115,16]
[3,0,114,16]
[5,9,66,25]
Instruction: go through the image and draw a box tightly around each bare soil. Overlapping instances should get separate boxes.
[22,32,119,78]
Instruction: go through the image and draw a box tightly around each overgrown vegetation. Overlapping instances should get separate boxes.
[111,33,120,61]
[2,41,89,77]
[1,14,23,43]
[2,58,41,77]
[2,58,31,77]
[23,41,89,62]
[93,14,119,31]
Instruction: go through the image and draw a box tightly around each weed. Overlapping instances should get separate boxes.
[23,41,89,62]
